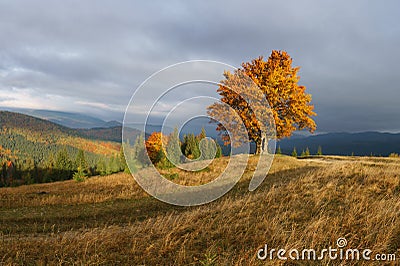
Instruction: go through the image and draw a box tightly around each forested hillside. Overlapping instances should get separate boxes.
[0,111,127,187]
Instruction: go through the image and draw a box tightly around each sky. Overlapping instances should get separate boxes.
[0,0,399,133]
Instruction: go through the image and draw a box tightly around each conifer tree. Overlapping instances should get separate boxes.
[73,149,89,181]
[198,127,206,140]
[166,127,181,165]
[215,142,223,158]
[75,149,88,173]
[292,147,298,157]
[196,128,216,160]
[132,133,147,166]
[106,157,114,175]
[184,134,200,159]
[97,158,107,176]
[55,148,73,180]
[305,147,310,156]
[317,145,322,156]
[119,146,129,173]
[205,139,216,159]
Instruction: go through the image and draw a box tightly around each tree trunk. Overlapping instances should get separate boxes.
[255,133,268,155]
[255,141,261,155]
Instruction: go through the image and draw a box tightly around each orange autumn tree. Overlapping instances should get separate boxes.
[145,132,169,165]
[207,50,316,154]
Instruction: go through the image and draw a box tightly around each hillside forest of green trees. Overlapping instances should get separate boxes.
[0,111,126,187]
[0,143,127,187]
[0,111,223,187]
[124,127,222,171]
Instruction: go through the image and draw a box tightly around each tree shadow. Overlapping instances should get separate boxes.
[0,164,322,234]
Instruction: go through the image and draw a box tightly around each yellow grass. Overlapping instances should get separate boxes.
[1,155,400,265]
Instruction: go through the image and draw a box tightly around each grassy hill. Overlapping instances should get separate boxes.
[1,155,399,265]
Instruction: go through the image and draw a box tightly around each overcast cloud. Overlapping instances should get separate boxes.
[0,0,399,132]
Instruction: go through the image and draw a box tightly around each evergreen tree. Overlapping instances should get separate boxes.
[215,142,223,158]
[122,140,137,173]
[198,127,206,140]
[291,147,298,157]
[127,133,149,168]
[55,148,73,180]
[317,146,322,156]
[1,162,7,186]
[184,134,192,158]
[181,135,188,156]
[106,156,120,174]
[46,153,56,169]
[119,146,129,173]
[73,149,90,181]
[73,166,87,182]
[198,138,208,160]
[184,134,200,159]
[75,149,89,175]
[166,127,181,165]
[24,158,38,183]
[305,147,310,156]
[43,153,56,182]
[133,133,148,166]
[155,148,172,169]
[191,134,201,159]
[276,145,282,155]
[106,157,113,175]
[205,139,216,159]
[97,158,107,176]
[197,128,222,160]
[199,138,218,160]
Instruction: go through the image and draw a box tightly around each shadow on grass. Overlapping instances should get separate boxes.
[0,165,322,235]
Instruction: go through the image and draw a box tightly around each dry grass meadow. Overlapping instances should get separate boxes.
[1,155,400,265]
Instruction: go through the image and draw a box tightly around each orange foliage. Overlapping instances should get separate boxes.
[0,146,18,162]
[208,50,316,153]
[145,132,168,163]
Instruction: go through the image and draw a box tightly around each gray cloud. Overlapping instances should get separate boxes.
[0,0,399,131]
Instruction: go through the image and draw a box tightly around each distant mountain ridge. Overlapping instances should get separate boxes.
[278,131,400,156]
[3,108,400,157]
[78,126,141,143]
[0,108,121,129]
